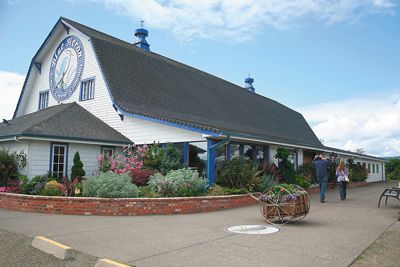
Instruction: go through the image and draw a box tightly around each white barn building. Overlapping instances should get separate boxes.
[0,17,386,183]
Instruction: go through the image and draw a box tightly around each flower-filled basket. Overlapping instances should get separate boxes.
[252,184,310,225]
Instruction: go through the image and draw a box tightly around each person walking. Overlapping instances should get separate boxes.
[336,161,349,200]
[313,154,330,203]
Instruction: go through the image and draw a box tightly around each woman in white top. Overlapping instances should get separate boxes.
[336,161,349,200]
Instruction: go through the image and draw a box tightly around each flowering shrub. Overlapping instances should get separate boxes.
[0,186,20,193]
[259,184,305,204]
[97,145,149,175]
[131,168,155,186]
[60,177,80,196]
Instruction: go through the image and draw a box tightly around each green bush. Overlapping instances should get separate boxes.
[22,174,50,195]
[346,159,368,182]
[385,158,400,175]
[207,185,249,196]
[40,180,64,196]
[0,149,19,186]
[256,174,275,192]
[83,172,139,198]
[274,148,296,184]
[217,158,261,190]
[144,144,184,174]
[71,151,85,180]
[388,166,400,180]
[297,163,317,184]
[148,168,207,197]
[295,175,311,189]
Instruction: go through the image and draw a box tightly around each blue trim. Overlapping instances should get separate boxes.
[34,62,42,74]
[66,143,69,178]
[183,142,189,167]
[115,104,219,137]
[263,145,270,162]
[38,90,49,110]
[49,142,69,178]
[86,29,219,137]
[207,139,216,186]
[239,144,244,157]
[14,18,65,119]
[79,77,96,101]
[252,145,257,162]
[101,145,115,155]
[226,143,231,160]
[49,143,53,174]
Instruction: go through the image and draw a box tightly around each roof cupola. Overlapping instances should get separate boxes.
[244,76,255,93]
[133,20,150,51]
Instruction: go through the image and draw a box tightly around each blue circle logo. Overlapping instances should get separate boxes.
[49,35,85,101]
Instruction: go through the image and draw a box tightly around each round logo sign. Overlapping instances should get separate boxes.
[49,35,85,101]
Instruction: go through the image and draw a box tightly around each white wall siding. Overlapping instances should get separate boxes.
[26,140,51,178]
[0,141,28,175]
[17,23,125,134]
[68,143,102,177]
[125,116,205,144]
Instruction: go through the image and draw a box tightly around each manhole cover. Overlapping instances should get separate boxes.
[226,225,280,235]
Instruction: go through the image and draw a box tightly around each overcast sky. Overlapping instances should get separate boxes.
[0,0,399,156]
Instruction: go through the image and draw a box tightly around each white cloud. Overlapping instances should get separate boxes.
[0,70,24,120]
[298,89,400,157]
[76,0,396,42]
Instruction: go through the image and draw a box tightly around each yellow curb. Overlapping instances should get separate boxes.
[31,236,73,260]
[95,258,131,267]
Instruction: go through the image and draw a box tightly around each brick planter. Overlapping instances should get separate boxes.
[0,192,258,216]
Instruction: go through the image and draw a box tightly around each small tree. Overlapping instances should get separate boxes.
[71,151,85,180]
[274,148,296,184]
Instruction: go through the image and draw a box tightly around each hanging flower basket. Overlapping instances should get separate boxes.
[251,184,310,225]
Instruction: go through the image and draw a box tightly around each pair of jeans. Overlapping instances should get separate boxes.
[338,181,347,200]
[318,176,328,201]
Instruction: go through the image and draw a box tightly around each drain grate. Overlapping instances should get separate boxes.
[226,225,280,235]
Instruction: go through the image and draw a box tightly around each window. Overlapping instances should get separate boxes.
[51,144,67,178]
[101,146,114,157]
[376,164,379,174]
[38,91,49,110]
[80,79,95,101]
[372,164,375,174]
[368,163,371,174]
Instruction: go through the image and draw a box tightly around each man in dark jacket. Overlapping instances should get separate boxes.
[313,154,330,203]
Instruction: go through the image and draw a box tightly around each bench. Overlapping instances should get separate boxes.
[378,187,400,208]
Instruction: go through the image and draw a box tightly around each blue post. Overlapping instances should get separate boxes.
[226,143,231,160]
[207,139,216,186]
[252,145,257,163]
[263,145,270,163]
[239,144,244,157]
[183,142,189,167]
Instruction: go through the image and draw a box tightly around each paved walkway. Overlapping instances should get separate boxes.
[0,181,399,267]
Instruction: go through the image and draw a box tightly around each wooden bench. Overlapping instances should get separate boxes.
[378,187,400,208]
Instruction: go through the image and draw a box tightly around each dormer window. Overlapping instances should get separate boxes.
[80,78,95,101]
[38,91,49,110]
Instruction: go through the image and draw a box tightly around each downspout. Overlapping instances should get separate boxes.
[207,136,230,186]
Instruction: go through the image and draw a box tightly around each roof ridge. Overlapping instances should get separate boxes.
[61,17,294,110]
[22,103,75,134]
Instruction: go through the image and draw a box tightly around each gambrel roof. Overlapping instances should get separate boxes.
[14,17,323,149]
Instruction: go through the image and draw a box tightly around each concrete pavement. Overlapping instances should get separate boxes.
[0,181,399,267]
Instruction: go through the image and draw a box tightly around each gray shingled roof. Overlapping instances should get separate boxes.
[1,103,131,144]
[61,18,323,148]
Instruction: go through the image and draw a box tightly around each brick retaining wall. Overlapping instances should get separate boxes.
[0,182,367,216]
[0,193,258,216]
